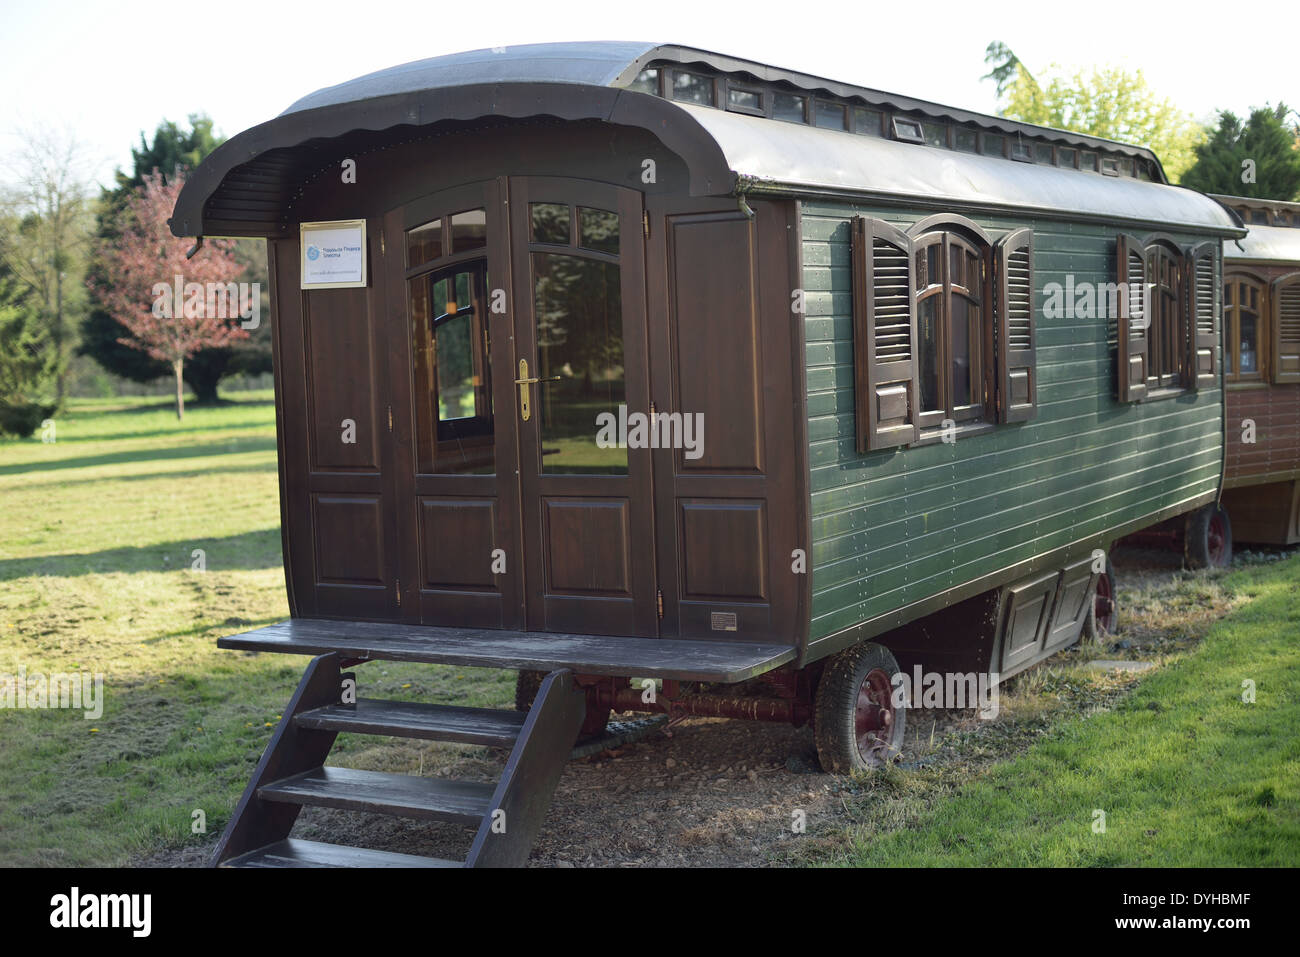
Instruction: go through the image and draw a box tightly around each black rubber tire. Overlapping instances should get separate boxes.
[514,670,545,712]
[1082,553,1118,641]
[813,642,906,773]
[1184,503,1233,569]
[516,670,611,738]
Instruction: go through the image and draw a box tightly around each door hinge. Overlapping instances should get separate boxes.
[387,405,393,432]
[395,578,401,606]
[649,399,656,416]
[657,588,664,619]
[380,232,385,255]
[643,210,650,239]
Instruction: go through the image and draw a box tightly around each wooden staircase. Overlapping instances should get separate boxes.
[212,653,586,868]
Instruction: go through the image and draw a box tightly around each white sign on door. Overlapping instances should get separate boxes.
[300,220,367,289]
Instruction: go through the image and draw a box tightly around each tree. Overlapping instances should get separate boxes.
[982,42,1205,182]
[1180,105,1300,201]
[95,171,249,419]
[0,252,58,437]
[0,126,95,403]
[79,115,271,402]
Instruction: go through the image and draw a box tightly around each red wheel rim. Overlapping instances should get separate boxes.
[855,668,897,767]
[1094,572,1114,633]
[1207,514,1228,567]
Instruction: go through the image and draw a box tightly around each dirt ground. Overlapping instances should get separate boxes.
[139,541,1291,868]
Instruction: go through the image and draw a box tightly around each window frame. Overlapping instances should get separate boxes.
[1222,269,1269,385]
[911,229,990,428]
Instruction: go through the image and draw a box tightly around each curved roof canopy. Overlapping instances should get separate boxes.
[1225,224,1300,264]
[170,41,1242,239]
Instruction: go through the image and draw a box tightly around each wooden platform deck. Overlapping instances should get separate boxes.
[218,618,798,683]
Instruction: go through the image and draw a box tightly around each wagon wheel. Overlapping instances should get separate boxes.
[1082,553,1118,641]
[1184,503,1233,570]
[514,670,610,739]
[813,642,906,773]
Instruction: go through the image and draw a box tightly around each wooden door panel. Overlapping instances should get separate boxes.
[306,286,380,471]
[509,176,658,637]
[670,215,764,474]
[384,182,522,629]
[274,221,401,621]
[312,495,385,584]
[679,500,767,600]
[419,497,498,589]
[543,499,632,595]
[647,201,801,643]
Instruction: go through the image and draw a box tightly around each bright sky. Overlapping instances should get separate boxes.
[1,0,1295,190]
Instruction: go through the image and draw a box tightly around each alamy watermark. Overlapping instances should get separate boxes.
[151,275,261,329]
[890,666,999,719]
[595,404,704,460]
[1042,275,1154,323]
[1,666,104,719]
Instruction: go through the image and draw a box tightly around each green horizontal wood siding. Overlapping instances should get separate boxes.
[802,202,1223,648]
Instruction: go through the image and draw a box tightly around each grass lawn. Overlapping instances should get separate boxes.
[829,554,1300,867]
[0,393,511,866]
[2,394,1296,867]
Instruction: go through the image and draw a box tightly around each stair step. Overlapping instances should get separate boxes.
[296,698,525,748]
[258,767,495,824]
[224,838,461,868]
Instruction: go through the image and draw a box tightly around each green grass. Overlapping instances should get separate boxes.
[2,395,1297,867]
[832,555,1300,867]
[0,393,511,866]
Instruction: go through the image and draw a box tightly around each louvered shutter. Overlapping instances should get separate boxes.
[1186,242,1218,389]
[1116,234,1149,402]
[852,216,918,451]
[1273,273,1300,384]
[995,227,1036,422]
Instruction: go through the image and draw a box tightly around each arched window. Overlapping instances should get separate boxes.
[1223,272,1268,383]
[1146,242,1183,389]
[913,229,989,426]
[850,214,1035,450]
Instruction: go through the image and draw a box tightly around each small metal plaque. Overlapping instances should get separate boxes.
[710,612,738,632]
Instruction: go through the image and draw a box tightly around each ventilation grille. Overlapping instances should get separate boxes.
[872,238,912,362]
[1006,248,1033,349]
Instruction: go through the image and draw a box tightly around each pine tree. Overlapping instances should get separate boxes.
[0,256,59,437]
[1180,105,1300,201]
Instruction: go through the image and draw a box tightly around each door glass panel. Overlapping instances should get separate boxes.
[450,208,486,254]
[950,294,971,407]
[918,295,940,413]
[531,203,570,245]
[1240,312,1258,373]
[411,261,494,474]
[532,252,627,475]
[578,207,619,255]
[408,218,442,268]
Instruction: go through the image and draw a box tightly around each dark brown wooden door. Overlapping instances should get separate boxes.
[274,219,402,620]
[385,180,524,629]
[507,177,658,636]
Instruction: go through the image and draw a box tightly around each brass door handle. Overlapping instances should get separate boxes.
[515,360,561,421]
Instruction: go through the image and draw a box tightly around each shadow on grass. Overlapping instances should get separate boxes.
[0,437,278,476]
[51,418,278,446]
[5,461,277,491]
[0,528,284,580]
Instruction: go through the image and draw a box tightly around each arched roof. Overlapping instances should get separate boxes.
[170,41,1243,240]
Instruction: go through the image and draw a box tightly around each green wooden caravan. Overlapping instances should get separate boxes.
[171,42,1244,868]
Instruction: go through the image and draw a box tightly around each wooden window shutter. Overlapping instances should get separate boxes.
[1186,241,1218,389]
[1116,234,1149,402]
[1273,272,1300,384]
[994,227,1036,422]
[852,216,918,451]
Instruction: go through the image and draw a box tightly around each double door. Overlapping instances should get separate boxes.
[387,176,658,636]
